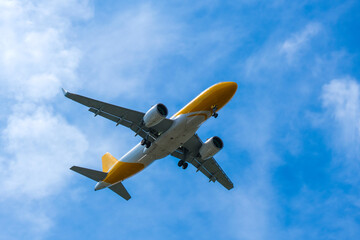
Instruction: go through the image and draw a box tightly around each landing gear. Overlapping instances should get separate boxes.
[178,160,184,167]
[177,160,188,169]
[211,105,218,118]
[141,139,151,148]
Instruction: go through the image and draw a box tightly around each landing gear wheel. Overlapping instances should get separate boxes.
[211,105,218,118]
[141,139,146,145]
[182,162,188,169]
[145,141,151,148]
[178,160,184,167]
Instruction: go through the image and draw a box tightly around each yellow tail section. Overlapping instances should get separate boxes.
[102,152,118,172]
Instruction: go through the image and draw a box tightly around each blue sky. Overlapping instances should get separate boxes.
[0,0,360,239]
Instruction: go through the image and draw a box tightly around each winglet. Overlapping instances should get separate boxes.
[61,88,69,97]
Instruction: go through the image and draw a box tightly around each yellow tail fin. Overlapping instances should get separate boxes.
[102,152,118,172]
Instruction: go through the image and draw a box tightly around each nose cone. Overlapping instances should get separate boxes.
[212,82,237,110]
[222,81,237,98]
[171,81,238,118]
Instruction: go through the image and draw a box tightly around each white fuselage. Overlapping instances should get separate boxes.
[117,111,210,168]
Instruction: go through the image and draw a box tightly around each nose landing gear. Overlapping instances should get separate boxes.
[211,105,218,118]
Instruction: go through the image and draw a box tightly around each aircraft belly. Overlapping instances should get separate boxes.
[155,130,196,159]
[153,116,187,156]
[152,114,204,159]
[185,111,210,128]
[120,144,156,165]
[105,114,208,183]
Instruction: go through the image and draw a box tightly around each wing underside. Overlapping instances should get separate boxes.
[63,89,173,141]
[171,134,234,190]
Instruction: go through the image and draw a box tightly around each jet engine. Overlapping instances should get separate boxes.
[199,136,223,160]
[143,103,168,128]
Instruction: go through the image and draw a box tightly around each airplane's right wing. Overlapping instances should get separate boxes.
[171,134,234,190]
[62,89,173,142]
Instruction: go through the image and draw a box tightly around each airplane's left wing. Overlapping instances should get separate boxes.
[171,134,234,190]
[62,89,173,141]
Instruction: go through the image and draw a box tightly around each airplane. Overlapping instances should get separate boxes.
[63,82,237,200]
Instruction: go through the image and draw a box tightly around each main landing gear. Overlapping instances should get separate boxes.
[141,139,151,148]
[178,160,188,169]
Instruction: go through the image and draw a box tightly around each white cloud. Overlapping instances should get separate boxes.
[225,104,282,239]
[78,4,181,99]
[0,0,92,237]
[2,106,88,199]
[0,0,91,193]
[19,205,54,235]
[0,3,83,100]
[76,3,240,103]
[244,22,322,79]
[321,78,360,162]
[322,78,360,138]
[321,78,360,149]
[280,22,321,62]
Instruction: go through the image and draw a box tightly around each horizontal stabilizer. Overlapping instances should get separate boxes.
[61,88,69,96]
[109,182,131,200]
[70,166,107,182]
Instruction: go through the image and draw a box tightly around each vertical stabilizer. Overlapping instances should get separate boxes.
[102,152,118,172]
